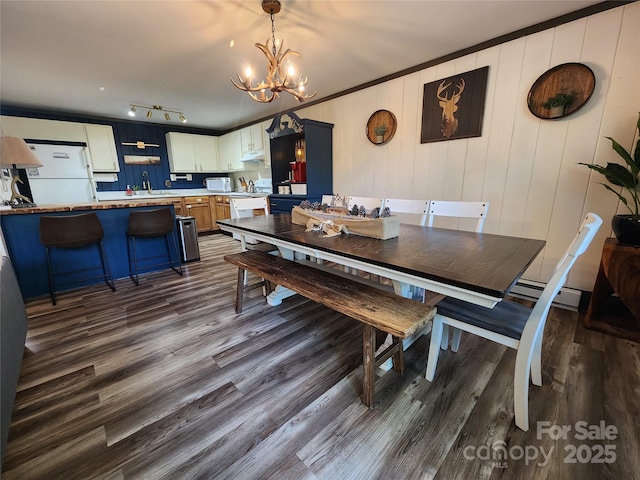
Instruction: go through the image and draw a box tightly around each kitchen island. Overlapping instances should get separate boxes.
[0,199,181,300]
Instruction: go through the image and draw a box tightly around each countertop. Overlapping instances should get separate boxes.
[0,190,273,215]
[0,198,177,215]
[96,189,270,202]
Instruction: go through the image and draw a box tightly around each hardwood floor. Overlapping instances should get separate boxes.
[2,233,638,479]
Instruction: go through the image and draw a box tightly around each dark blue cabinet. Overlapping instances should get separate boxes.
[269,118,333,213]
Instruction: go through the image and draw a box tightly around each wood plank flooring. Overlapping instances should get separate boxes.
[2,233,638,479]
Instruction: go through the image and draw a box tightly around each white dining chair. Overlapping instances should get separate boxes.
[230,197,279,305]
[427,200,489,232]
[427,200,490,348]
[425,213,602,431]
[347,196,384,214]
[383,198,429,226]
[230,197,272,250]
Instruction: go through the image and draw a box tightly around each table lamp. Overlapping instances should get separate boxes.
[0,135,43,207]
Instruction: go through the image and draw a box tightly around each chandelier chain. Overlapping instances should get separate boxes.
[270,12,277,57]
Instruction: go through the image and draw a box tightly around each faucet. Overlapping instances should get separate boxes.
[142,171,152,193]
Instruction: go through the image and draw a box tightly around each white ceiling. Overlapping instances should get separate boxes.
[1,0,605,132]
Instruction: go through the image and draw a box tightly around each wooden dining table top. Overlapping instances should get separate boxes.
[217,213,546,301]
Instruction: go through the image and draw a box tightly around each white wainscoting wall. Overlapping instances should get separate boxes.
[294,2,639,292]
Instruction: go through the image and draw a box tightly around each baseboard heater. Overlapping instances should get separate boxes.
[508,279,582,311]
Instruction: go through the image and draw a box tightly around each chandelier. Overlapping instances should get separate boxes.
[231,0,316,103]
[128,104,187,123]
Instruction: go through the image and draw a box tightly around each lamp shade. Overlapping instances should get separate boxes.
[0,136,43,168]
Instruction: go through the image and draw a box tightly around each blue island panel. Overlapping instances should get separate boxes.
[1,206,180,300]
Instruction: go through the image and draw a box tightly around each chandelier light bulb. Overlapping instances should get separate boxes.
[245,66,253,79]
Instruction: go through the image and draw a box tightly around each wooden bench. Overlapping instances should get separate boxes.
[224,250,436,407]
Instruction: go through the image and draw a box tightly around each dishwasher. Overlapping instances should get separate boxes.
[175,215,200,263]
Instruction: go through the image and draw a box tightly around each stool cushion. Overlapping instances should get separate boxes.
[40,213,104,248]
[128,208,174,237]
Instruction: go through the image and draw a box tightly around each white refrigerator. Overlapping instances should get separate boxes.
[26,143,96,204]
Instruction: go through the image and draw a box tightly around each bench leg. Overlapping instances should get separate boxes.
[235,267,245,314]
[362,325,376,408]
[391,336,404,374]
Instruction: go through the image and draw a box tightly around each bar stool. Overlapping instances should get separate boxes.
[40,212,116,305]
[126,208,183,285]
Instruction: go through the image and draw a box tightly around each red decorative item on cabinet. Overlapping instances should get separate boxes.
[290,161,306,183]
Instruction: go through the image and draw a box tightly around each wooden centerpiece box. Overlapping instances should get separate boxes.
[291,206,400,240]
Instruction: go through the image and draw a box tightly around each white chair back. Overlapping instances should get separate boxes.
[230,197,269,219]
[427,200,489,232]
[524,212,602,340]
[384,198,429,226]
[230,197,270,246]
[347,196,384,213]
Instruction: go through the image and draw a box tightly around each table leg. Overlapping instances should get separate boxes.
[362,324,376,408]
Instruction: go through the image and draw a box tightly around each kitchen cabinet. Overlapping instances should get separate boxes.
[214,195,231,221]
[85,124,120,172]
[1,115,86,143]
[194,134,219,172]
[269,119,333,213]
[183,196,216,232]
[166,132,220,173]
[217,130,244,172]
[240,123,265,158]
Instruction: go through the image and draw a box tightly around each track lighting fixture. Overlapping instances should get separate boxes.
[128,104,187,123]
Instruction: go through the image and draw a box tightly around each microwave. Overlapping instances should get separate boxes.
[205,177,232,192]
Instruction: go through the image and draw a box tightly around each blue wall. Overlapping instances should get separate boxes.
[1,105,228,192]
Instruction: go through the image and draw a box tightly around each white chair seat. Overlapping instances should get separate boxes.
[435,296,530,341]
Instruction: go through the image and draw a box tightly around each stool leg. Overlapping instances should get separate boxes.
[45,246,57,306]
[97,240,116,292]
[165,232,183,276]
[128,235,140,286]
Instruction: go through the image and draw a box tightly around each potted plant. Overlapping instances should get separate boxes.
[374,124,388,143]
[579,112,640,246]
[542,92,575,118]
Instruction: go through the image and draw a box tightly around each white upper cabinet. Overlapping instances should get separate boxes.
[166,132,220,173]
[84,124,120,172]
[240,123,265,159]
[193,134,220,172]
[218,130,244,172]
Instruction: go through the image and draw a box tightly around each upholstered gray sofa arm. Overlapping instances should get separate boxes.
[1,256,28,463]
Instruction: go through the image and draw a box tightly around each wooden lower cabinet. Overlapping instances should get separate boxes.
[214,195,231,221]
[183,196,216,233]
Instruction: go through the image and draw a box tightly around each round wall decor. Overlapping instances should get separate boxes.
[366,110,397,145]
[527,62,595,120]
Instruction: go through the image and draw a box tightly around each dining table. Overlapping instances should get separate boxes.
[217,213,546,309]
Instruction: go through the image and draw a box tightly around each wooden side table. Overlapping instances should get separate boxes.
[583,238,640,342]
